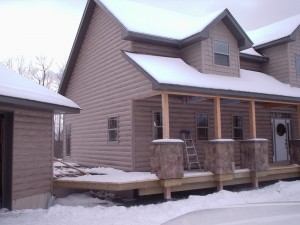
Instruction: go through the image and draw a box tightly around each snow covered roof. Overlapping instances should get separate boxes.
[95,0,252,49]
[240,48,262,57]
[125,52,300,102]
[0,65,80,113]
[247,14,300,49]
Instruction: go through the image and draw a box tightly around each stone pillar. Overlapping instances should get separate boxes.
[240,139,269,189]
[150,139,184,179]
[204,139,235,175]
[240,139,269,171]
[289,140,300,164]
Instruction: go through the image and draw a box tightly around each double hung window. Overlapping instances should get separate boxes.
[214,41,230,66]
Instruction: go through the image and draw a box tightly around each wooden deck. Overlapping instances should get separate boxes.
[53,164,300,198]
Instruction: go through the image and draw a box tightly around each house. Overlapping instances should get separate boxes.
[59,0,300,175]
[0,65,80,210]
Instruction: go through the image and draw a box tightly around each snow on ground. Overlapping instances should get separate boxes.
[1,180,300,225]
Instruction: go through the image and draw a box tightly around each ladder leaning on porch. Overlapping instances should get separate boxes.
[181,130,201,171]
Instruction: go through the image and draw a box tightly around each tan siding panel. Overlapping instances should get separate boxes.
[261,43,290,84]
[64,6,155,171]
[12,109,52,200]
[240,59,262,72]
[132,42,180,57]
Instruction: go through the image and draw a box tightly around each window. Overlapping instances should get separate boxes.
[108,116,118,142]
[65,124,71,156]
[214,41,229,66]
[233,116,243,140]
[296,55,300,76]
[196,114,208,140]
[153,111,163,140]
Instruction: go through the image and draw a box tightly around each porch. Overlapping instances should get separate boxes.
[53,163,300,198]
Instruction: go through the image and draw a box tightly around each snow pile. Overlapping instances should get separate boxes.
[0,65,80,109]
[97,0,225,40]
[1,180,300,225]
[125,52,300,98]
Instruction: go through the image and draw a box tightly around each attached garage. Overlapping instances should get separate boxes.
[0,66,80,210]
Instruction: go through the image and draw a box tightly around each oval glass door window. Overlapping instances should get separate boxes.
[276,123,286,136]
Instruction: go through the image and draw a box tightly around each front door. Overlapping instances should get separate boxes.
[272,118,291,162]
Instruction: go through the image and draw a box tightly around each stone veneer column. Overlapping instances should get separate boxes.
[240,139,269,171]
[289,140,300,164]
[240,139,269,188]
[150,139,184,179]
[204,139,235,191]
[204,139,235,174]
[150,139,184,200]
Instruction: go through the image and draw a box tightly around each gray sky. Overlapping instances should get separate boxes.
[0,0,299,65]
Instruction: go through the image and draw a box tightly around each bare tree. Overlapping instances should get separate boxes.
[1,55,65,92]
[1,56,29,76]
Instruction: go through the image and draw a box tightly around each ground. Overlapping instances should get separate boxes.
[1,179,300,225]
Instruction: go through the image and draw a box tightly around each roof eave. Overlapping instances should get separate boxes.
[155,83,300,103]
[239,53,269,63]
[254,36,295,50]
[59,0,96,95]
[200,9,253,51]
[0,95,81,114]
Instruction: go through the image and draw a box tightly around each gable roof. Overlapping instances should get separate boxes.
[247,14,300,50]
[124,52,300,102]
[95,0,252,49]
[59,0,253,95]
[0,65,80,113]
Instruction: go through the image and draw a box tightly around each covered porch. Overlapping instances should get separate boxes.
[133,90,300,198]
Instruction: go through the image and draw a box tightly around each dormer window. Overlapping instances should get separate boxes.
[296,55,300,77]
[214,41,229,66]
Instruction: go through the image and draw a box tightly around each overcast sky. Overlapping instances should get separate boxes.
[0,0,299,65]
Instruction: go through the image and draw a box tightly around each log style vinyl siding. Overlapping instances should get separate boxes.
[261,43,290,84]
[202,21,240,77]
[12,108,52,200]
[181,42,203,71]
[288,30,300,87]
[240,59,262,72]
[133,96,290,172]
[131,42,180,57]
[64,5,154,171]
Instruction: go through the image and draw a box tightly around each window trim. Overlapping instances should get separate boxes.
[152,111,163,140]
[296,54,300,77]
[65,124,71,156]
[214,40,230,67]
[196,113,209,141]
[232,115,243,140]
[107,116,119,143]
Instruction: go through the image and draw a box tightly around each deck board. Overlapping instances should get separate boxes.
[53,164,300,196]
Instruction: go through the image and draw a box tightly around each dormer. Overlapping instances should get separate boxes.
[180,10,252,77]
[96,0,252,78]
[247,14,300,87]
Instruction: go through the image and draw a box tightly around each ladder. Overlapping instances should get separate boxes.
[181,131,201,171]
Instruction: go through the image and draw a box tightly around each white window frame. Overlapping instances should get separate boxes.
[296,55,300,77]
[196,113,209,141]
[153,111,163,140]
[232,115,243,140]
[108,116,119,143]
[214,40,230,66]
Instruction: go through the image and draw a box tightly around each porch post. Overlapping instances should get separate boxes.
[162,92,170,139]
[214,97,222,139]
[249,100,257,139]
